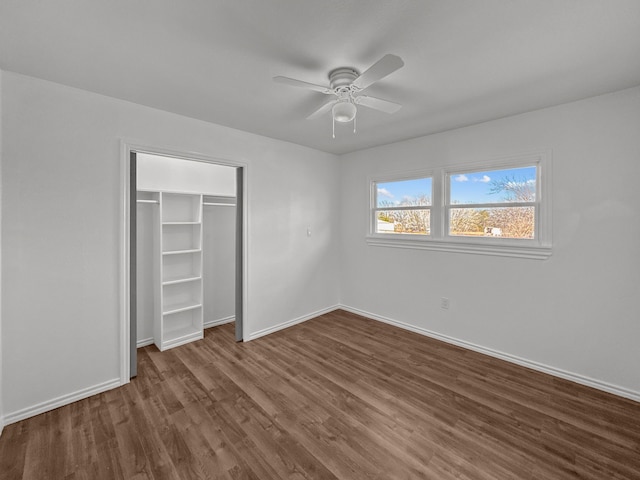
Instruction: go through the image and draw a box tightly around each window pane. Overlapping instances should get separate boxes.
[450,166,536,204]
[376,178,431,208]
[449,206,535,239]
[376,209,430,235]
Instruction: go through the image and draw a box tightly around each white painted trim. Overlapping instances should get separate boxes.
[136,317,234,348]
[0,69,4,438]
[204,315,235,329]
[3,378,122,426]
[120,142,132,386]
[339,305,640,403]
[136,337,154,348]
[366,236,552,259]
[247,305,340,341]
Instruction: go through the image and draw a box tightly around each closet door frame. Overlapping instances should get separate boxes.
[120,141,248,385]
[129,151,138,377]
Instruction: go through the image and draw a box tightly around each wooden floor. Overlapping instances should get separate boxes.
[1,310,640,479]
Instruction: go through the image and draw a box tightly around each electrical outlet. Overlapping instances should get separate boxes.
[441,297,450,310]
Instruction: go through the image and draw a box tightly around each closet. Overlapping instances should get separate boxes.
[135,153,237,351]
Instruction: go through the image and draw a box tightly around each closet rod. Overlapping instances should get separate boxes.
[203,202,236,207]
[136,200,234,206]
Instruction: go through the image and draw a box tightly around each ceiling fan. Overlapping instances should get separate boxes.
[273,54,404,137]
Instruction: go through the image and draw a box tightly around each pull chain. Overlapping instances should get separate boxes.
[332,113,357,138]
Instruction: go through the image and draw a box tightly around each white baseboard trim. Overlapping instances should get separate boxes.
[204,315,235,329]
[339,305,640,403]
[248,305,340,341]
[137,337,154,348]
[3,378,122,426]
[136,317,235,349]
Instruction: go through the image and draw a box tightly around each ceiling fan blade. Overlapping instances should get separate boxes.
[354,95,402,114]
[352,54,404,90]
[306,100,337,120]
[273,76,333,94]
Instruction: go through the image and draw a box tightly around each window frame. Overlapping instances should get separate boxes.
[366,152,552,259]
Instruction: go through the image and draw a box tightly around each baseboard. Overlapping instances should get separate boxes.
[137,317,235,349]
[339,305,640,403]
[204,315,235,329]
[248,305,340,341]
[137,337,154,348]
[3,378,122,426]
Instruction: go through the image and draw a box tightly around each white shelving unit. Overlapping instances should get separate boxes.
[155,192,204,351]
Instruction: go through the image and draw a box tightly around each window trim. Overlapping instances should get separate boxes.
[366,152,552,259]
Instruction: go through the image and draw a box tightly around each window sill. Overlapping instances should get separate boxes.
[365,235,552,260]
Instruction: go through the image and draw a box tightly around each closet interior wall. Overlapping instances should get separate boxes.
[202,200,236,329]
[137,195,155,346]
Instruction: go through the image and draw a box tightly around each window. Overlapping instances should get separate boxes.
[367,153,551,259]
[373,177,432,235]
[447,165,537,239]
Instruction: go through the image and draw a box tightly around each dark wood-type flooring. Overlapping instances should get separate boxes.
[1,310,640,479]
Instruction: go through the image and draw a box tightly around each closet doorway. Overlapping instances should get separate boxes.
[127,149,245,378]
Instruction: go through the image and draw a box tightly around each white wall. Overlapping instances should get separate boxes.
[203,203,236,327]
[339,87,640,399]
[1,71,341,422]
[136,200,156,345]
[137,152,236,196]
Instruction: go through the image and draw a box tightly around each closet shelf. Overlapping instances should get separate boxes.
[163,325,202,347]
[162,248,201,256]
[163,301,202,316]
[162,274,201,286]
[153,192,204,351]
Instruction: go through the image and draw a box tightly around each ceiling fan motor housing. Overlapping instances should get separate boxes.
[329,67,360,90]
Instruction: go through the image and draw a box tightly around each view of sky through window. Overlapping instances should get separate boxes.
[450,166,536,204]
[376,178,432,207]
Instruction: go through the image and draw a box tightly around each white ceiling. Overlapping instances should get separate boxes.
[2,1,640,154]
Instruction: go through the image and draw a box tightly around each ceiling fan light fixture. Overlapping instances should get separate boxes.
[332,101,357,123]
